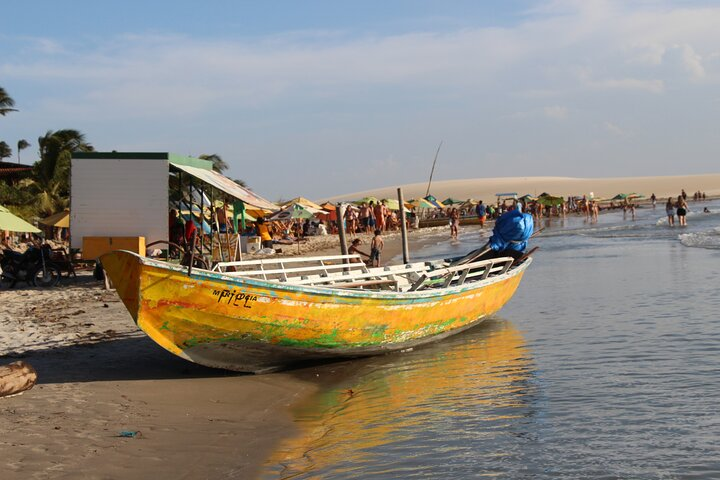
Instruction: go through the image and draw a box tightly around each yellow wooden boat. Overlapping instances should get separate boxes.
[101,249,532,373]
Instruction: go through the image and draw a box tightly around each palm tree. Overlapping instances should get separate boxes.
[233,178,248,188]
[199,153,229,174]
[0,141,11,159]
[30,129,94,215]
[17,139,30,163]
[0,87,18,116]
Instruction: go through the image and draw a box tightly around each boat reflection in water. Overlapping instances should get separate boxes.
[262,319,537,479]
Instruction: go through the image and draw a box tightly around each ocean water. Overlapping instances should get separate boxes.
[262,200,720,479]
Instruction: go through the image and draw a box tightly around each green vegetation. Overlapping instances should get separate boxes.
[0,85,94,218]
[0,87,18,116]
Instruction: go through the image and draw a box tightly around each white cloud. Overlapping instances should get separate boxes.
[678,44,705,79]
[604,121,631,137]
[544,105,569,120]
[587,77,665,93]
[626,43,666,66]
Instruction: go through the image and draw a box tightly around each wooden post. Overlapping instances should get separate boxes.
[398,187,410,264]
[187,232,197,276]
[199,185,206,257]
[223,201,232,262]
[213,206,225,263]
[0,361,37,398]
[337,203,348,260]
[210,188,215,263]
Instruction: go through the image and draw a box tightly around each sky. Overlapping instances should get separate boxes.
[2,0,719,201]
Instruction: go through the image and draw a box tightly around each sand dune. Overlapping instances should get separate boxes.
[323,174,720,203]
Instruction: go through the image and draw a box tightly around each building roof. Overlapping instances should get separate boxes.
[0,161,33,178]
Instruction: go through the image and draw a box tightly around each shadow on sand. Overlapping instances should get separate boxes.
[1,336,245,384]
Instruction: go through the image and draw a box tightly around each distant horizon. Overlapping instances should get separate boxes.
[3,1,720,200]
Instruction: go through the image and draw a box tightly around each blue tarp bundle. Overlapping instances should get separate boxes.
[489,209,534,252]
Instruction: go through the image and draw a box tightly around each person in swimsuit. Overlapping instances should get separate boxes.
[665,197,675,226]
[449,207,460,239]
[676,195,688,226]
[374,201,386,232]
[369,229,384,267]
[359,203,371,233]
[368,201,377,230]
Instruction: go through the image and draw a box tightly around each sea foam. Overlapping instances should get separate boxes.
[679,227,720,249]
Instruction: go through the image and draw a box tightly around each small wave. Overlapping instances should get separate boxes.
[543,222,660,239]
[679,227,720,249]
[657,209,719,225]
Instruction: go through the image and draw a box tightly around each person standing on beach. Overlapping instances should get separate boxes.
[367,201,377,231]
[256,218,274,248]
[449,207,460,239]
[651,193,656,208]
[369,229,384,267]
[475,200,487,228]
[359,202,371,233]
[666,197,675,226]
[676,195,688,226]
[374,201,386,232]
[590,201,599,222]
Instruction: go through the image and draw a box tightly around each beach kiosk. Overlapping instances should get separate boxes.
[70,152,278,262]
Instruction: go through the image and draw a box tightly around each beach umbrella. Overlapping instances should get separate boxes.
[442,197,463,206]
[410,198,436,209]
[268,203,316,221]
[279,197,325,211]
[380,198,400,210]
[611,193,628,201]
[39,209,70,228]
[424,195,445,209]
[354,196,379,206]
[537,194,564,206]
[0,205,40,233]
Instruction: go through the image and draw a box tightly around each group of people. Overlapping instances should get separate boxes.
[344,201,405,235]
[665,193,690,227]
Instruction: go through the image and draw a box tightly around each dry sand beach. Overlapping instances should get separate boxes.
[1,174,718,478]
[325,174,720,203]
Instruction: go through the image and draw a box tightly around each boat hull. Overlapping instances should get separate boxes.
[101,251,530,373]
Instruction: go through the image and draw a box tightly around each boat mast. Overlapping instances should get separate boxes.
[425,140,443,198]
